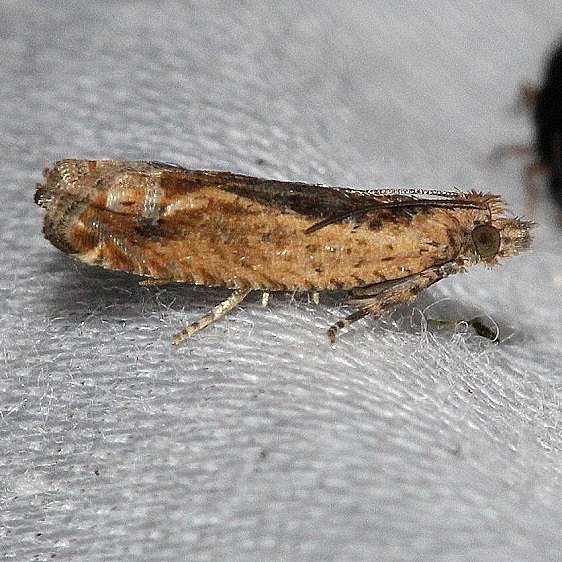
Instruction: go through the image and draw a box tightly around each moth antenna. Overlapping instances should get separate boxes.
[305,199,486,234]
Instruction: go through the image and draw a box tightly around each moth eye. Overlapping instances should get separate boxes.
[472,224,500,259]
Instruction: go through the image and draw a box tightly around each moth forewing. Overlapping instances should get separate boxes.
[36,160,534,343]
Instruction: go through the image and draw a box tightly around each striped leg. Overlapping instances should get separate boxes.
[327,308,371,343]
[173,288,251,344]
[328,264,450,343]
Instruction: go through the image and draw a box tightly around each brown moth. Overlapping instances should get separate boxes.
[35,160,533,343]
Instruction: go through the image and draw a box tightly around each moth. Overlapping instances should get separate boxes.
[35,160,533,343]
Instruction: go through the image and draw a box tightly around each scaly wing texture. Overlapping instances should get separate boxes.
[39,160,495,290]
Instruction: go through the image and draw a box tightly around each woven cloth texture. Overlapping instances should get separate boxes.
[2,2,562,561]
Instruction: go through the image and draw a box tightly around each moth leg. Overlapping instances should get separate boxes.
[173,288,252,344]
[311,291,320,305]
[328,265,448,342]
[327,308,372,343]
[261,291,270,307]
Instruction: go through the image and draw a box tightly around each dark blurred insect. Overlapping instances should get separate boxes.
[533,41,562,210]
[494,41,562,215]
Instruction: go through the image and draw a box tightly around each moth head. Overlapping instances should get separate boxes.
[471,217,534,264]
